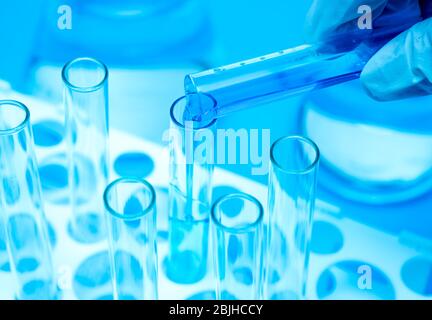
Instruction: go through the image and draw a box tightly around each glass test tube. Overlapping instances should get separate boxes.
[165,94,216,285]
[104,178,158,300]
[62,57,110,243]
[0,100,56,299]
[184,9,421,122]
[211,193,264,300]
[265,136,319,300]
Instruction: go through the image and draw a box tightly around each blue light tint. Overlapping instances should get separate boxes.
[67,213,106,244]
[40,163,68,188]
[221,291,237,300]
[157,231,169,241]
[16,257,39,273]
[310,221,344,255]
[38,153,96,206]
[73,251,113,300]
[214,192,244,218]
[270,291,298,300]
[401,256,432,296]
[112,251,143,300]
[0,220,10,272]
[187,290,216,300]
[39,157,69,204]
[316,260,395,300]
[3,176,20,205]
[164,218,209,284]
[22,280,57,299]
[155,187,169,240]
[6,213,56,299]
[113,152,154,178]
[32,121,64,147]
[213,186,240,201]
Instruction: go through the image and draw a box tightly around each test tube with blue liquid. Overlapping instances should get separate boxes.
[165,94,216,286]
[0,100,57,299]
[184,10,422,121]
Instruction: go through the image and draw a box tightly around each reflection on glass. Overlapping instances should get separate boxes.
[104,178,158,300]
[0,100,56,299]
[265,136,319,300]
[211,193,264,300]
[62,57,110,243]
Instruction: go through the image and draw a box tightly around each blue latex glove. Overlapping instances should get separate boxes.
[305,0,432,101]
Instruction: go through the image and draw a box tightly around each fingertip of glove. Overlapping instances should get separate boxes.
[360,68,390,102]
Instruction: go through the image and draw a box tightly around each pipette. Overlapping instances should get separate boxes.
[184,10,422,122]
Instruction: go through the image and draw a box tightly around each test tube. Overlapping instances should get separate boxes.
[264,136,319,300]
[62,57,109,243]
[103,178,158,300]
[0,100,56,299]
[165,94,216,285]
[184,10,421,122]
[211,193,264,300]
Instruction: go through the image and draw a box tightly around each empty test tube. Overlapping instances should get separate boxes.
[165,94,216,285]
[0,100,56,299]
[264,136,319,300]
[62,57,110,243]
[104,178,158,300]
[211,193,264,300]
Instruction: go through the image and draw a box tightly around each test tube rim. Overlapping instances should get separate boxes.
[103,177,156,221]
[211,193,264,234]
[62,57,108,93]
[270,135,320,175]
[0,100,30,136]
[170,94,217,130]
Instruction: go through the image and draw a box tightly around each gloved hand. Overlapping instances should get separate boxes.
[305,0,432,101]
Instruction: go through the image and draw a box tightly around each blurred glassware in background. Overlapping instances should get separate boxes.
[41,0,213,67]
[300,80,432,204]
[8,0,215,145]
[265,136,319,300]
[165,94,216,290]
[62,57,110,243]
[0,100,57,299]
[0,0,214,99]
[104,178,158,300]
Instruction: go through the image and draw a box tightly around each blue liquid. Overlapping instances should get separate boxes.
[185,12,421,123]
[164,217,209,284]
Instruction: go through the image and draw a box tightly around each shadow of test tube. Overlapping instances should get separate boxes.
[211,193,264,300]
[264,136,320,300]
[164,94,217,286]
[0,100,57,299]
[62,57,110,244]
[104,178,158,300]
